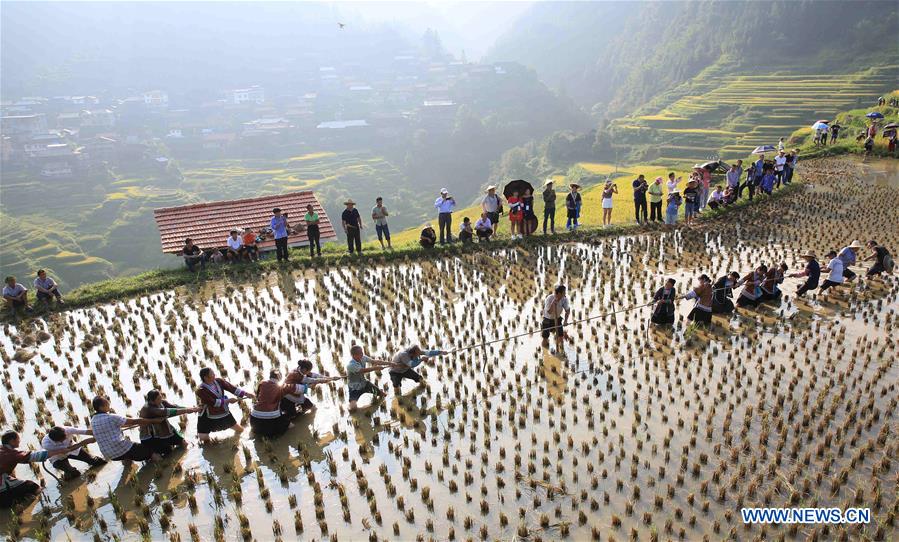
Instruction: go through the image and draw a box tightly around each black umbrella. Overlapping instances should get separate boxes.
[883,122,899,130]
[503,179,534,198]
[694,160,727,172]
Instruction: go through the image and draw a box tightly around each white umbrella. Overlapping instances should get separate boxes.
[811,121,829,131]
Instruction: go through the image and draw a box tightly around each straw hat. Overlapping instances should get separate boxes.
[848,240,863,249]
[569,183,580,189]
[344,199,356,205]
[486,185,497,192]
[801,250,817,259]
[543,178,554,186]
[440,188,448,194]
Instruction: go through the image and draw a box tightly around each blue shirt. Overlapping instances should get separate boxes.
[761,173,776,192]
[270,216,288,240]
[838,247,856,266]
[754,159,764,179]
[434,197,455,214]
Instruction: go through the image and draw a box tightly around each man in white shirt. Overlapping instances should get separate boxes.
[475,212,493,243]
[819,250,844,294]
[666,172,680,194]
[774,150,787,187]
[707,186,725,209]
[434,188,456,244]
[481,186,502,234]
[41,426,106,480]
[90,396,164,462]
[541,285,571,348]
[3,276,31,316]
[225,230,245,262]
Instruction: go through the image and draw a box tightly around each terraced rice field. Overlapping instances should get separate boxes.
[2,156,896,541]
[617,65,897,161]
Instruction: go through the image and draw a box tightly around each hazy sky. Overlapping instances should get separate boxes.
[338,1,535,59]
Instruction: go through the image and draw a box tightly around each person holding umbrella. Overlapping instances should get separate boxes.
[507,190,523,239]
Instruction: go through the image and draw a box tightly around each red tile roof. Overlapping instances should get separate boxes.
[153,191,337,254]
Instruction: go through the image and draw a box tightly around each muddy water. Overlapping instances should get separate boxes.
[1,157,897,541]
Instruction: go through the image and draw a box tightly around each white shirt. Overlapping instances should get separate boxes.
[774,155,787,171]
[41,427,91,464]
[709,190,724,203]
[666,179,678,193]
[227,236,243,250]
[482,194,501,213]
[826,257,844,284]
[542,294,570,320]
[91,413,133,459]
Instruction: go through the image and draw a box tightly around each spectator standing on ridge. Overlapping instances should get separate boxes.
[683,179,699,226]
[371,197,392,250]
[341,199,363,255]
[665,190,682,225]
[601,180,618,226]
[774,150,787,187]
[507,190,523,239]
[632,174,648,224]
[522,188,537,236]
[695,167,711,211]
[648,177,664,223]
[270,208,290,262]
[666,172,680,194]
[33,269,63,306]
[3,276,30,316]
[542,179,556,234]
[304,204,321,257]
[777,137,785,152]
[434,188,455,244]
[565,183,582,231]
[726,161,742,197]
[481,186,502,236]
[830,124,840,143]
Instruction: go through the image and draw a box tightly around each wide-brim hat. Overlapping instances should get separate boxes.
[440,188,449,194]
[569,183,580,189]
[801,250,817,259]
[543,178,554,186]
[344,199,356,205]
[848,240,864,249]
[687,179,698,185]
[486,185,497,192]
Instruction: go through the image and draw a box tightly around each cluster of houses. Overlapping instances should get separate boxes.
[1,54,522,178]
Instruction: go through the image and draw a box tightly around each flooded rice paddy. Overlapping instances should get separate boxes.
[1,157,898,541]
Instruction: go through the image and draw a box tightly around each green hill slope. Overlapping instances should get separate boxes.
[489,0,899,117]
